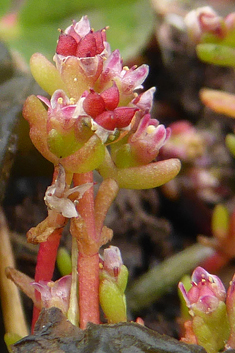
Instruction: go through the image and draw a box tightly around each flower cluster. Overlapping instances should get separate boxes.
[178,266,235,353]
[23,16,180,188]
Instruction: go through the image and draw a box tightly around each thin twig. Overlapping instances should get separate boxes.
[0,207,29,337]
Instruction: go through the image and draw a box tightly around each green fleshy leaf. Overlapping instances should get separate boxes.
[99,158,181,189]
[4,333,22,352]
[47,129,83,159]
[30,53,68,96]
[197,44,235,67]
[99,279,127,323]
[226,133,235,157]
[61,135,105,173]
[178,275,191,321]
[192,302,230,353]
[117,265,128,294]
[212,204,229,240]
[57,247,72,276]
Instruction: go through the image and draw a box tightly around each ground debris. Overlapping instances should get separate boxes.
[12,307,206,353]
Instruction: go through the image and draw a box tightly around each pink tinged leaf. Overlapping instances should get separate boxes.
[79,56,103,79]
[131,114,158,140]
[153,125,168,148]
[83,91,106,118]
[71,16,91,37]
[122,64,149,90]
[113,107,137,129]
[64,182,93,199]
[51,275,72,299]
[45,185,78,218]
[225,13,235,31]
[37,95,50,108]
[178,282,192,308]
[65,25,81,42]
[193,295,220,313]
[191,267,226,302]
[132,87,156,112]
[49,89,71,109]
[101,49,123,83]
[101,82,120,111]
[56,34,78,56]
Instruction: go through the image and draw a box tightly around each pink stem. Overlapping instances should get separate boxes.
[73,172,100,328]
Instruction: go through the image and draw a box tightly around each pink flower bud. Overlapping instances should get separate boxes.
[31,275,72,314]
[179,267,226,313]
[128,114,170,165]
[83,90,106,118]
[56,16,107,58]
[103,246,123,277]
[38,89,78,133]
[184,7,226,43]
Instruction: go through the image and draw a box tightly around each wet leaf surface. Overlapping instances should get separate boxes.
[12,307,206,353]
[0,41,45,202]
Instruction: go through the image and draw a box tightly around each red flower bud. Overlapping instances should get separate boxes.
[100,82,119,111]
[56,33,78,56]
[83,90,105,118]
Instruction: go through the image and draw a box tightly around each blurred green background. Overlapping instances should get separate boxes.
[0,0,155,63]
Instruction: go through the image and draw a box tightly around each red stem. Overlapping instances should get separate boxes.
[31,167,66,332]
[73,172,100,328]
[32,228,62,331]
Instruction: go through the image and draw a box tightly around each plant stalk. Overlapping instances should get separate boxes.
[0,208,28,337]
[73,172,100,328]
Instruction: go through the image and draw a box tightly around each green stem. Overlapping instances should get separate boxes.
[67,236,79,326]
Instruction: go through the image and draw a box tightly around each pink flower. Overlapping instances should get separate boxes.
[132,87,156,113]
[31,275,72,314]
[179,267,226,314]
[184,6,226,43]
[128,114,170,165]
[38,89,79,133]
